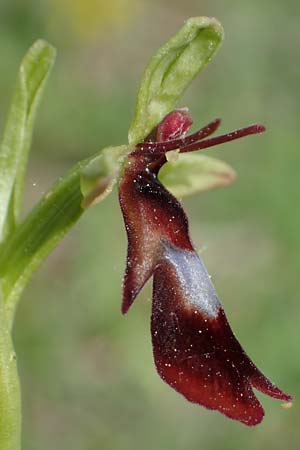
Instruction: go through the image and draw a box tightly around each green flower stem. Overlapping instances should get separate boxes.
[0,294,21,450]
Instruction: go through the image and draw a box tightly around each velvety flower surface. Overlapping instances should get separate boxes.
[118,110,292,426]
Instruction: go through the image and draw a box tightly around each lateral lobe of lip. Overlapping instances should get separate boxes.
[151,242,292,426]
[119,156,193,314]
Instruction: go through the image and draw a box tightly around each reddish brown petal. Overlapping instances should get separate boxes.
[151,241,292,425]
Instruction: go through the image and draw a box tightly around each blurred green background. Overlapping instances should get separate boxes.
[1,0,299,449]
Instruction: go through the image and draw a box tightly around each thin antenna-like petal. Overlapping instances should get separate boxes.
[136,118,221,153]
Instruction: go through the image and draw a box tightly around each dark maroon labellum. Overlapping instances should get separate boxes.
[118,110,292,426]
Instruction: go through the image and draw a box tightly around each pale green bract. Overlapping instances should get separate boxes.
[128,17,224,145]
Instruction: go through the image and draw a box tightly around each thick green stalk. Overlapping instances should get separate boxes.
[0,294,21,450]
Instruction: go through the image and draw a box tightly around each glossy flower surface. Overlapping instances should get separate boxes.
[118,110,292,426]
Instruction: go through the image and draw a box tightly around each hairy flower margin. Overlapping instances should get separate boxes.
[119,110,292,426]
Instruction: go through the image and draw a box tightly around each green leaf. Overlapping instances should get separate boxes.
[159,153,236,198]
[0,40,56,241]
[128,17,224,145]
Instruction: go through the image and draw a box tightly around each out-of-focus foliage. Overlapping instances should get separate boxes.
[49,0,140,41]
[0,1,299,449]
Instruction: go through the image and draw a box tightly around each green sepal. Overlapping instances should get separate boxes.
[0,40,56,240]
[159,153,236,198]
[128,17,224,145]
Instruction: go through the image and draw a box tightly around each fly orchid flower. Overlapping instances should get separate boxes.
[119,110,292,426]
[78,16,292,427]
